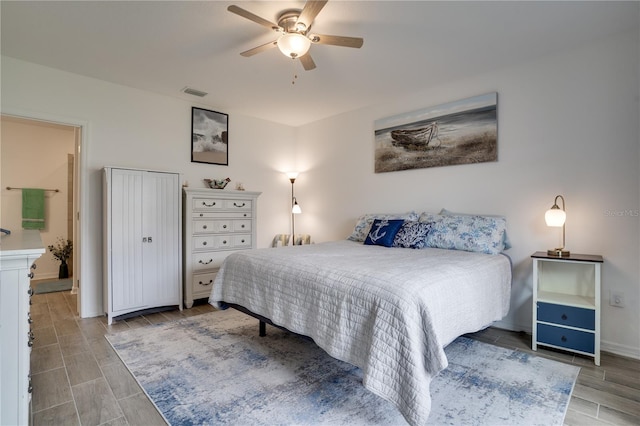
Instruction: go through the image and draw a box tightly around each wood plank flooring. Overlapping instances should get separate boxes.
[30,290,640,425]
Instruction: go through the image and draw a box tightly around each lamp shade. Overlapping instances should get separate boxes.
[292,198,302,214]
[277,33,311,58]
[545,208,566,227]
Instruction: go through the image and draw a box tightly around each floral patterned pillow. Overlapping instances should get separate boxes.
[347,211,419,242]
[420,213,508,255]
[393,221,431,249]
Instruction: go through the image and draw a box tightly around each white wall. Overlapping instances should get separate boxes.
[1,56,296,318]
[296,30,640,358]
[1,117,75,279]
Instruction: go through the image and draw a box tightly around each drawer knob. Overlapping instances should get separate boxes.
[28,287,34,296]
[202,225,207,229]
[222,240,227,244]
[202,241,207,246]
[241,224,245,228]
[198,259,213,265]
[561,336,567,342]
[31,263,37,270]
[28,272,35,279]
[561,314,568,320]
[223,225,227,229]
[243,213,247,217]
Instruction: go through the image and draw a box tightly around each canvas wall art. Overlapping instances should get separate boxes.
[191,107,229,166]
[374,93,498,173]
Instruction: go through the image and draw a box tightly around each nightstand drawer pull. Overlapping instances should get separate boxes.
[537,302,595,330]
[198,259,213,265]
[198,280,213,286]
[561,336,567,342]
[202,201,216,207]
[233,202,246,208]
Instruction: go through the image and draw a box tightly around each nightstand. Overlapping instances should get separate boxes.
[531,251,603,365]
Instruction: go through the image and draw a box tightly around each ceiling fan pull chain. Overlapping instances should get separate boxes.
[291,59,298,85]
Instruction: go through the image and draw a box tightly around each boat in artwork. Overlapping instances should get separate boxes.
[391,122,439,149]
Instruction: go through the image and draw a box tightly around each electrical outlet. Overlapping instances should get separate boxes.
[610,291,625,308]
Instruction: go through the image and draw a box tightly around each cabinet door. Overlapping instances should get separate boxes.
[110,169,145,312]
[142,171,180,307]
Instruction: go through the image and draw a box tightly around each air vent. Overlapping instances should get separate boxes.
[182,87,208,97]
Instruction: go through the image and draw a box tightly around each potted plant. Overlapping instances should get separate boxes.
[48,237,72,279]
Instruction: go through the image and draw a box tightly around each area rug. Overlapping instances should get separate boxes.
[33,278,72,294]
[106,311,579,425]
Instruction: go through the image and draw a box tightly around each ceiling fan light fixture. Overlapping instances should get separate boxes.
[277,32,311,58]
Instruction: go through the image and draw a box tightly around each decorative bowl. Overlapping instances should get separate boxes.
[204,178,230,189]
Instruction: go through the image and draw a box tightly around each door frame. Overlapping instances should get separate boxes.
[2,108,89,317]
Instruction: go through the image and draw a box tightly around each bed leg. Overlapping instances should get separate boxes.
[259,320,266,337]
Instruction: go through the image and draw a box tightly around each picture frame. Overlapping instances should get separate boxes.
[374,93,497,173]
[191,107,229,166]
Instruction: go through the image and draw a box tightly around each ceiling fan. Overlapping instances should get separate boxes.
[228,0,364,71]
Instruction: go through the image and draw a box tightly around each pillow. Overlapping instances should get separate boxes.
[347,211,419,242]
[419,212,508,255]
[364,219,405,247]
[393,221,431,249]
[440,208,512,250]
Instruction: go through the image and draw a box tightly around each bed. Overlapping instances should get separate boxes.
[209,213,512,425]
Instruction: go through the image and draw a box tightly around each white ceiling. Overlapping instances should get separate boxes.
[1,1,638,126]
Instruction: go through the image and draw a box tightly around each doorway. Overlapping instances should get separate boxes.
[0,114,83,315]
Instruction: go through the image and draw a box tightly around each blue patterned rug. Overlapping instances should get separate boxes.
[106,311,579,425]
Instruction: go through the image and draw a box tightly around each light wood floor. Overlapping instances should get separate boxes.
[30,290,640,425]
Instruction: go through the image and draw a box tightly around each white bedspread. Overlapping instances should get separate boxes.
[209,240,511,425]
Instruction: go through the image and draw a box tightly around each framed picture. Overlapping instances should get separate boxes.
[374,93,497,173]
[191,107,229,166]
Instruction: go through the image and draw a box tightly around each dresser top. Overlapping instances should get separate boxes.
[0,229,46,257]
[183,188,261,197]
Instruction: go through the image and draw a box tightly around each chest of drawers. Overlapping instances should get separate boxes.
[1,230,45,425]
[183,188,261,308]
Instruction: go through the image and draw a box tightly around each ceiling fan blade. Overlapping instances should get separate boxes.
[240,40,278,57]
[297,0,328,31]
[299,53,316,71]
[310,34,364,48]
[228,5,282,31]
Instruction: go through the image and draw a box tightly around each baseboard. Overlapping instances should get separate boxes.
[601,340,640,360]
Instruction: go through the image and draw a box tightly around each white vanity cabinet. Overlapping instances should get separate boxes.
[0,230,45,425]
[103,167,182,324]
[183,188,260,308]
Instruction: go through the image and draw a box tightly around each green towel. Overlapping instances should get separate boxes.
[22,188,45,230]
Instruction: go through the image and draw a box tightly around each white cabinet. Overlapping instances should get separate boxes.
[103,167,182,324]
[183,188,260,308]
[531,251,603,365]
[0,230,45,425]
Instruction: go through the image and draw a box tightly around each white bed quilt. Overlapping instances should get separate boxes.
[209,240,512,425]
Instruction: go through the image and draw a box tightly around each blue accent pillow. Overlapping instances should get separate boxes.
[393,221,431,249]
[364,219,405,247]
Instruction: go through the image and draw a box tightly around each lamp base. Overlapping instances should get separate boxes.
[547,248,570,257]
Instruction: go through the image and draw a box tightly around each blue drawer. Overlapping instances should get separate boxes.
[537,323,595,354]
[537,302,595,330]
